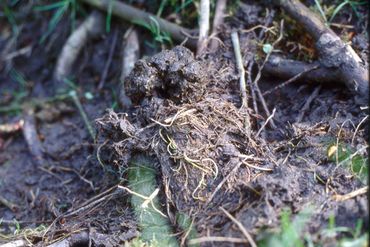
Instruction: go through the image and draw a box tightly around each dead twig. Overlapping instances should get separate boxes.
[253,20,284,129]
[98,29,118,90]
[188,236,248,245]
[220,207,257,247]
[196,0,210,57]
[351,115,368,145]
[296,86,321,123]
[332,186,368,201]
[255,107,276,137]
[263,64,319,96]
[231,31,248,108]
[69,91,95,141]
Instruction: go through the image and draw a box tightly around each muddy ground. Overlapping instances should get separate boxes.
[0,1,368,246]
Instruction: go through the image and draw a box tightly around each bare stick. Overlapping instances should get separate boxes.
[197,0,210,56]
[209,0,227,51]
[78,0,197,48]
[275,0,368,99]
[263,64,319,96]
[188,236,248,245]
[332,186,368,201]
[220,207,257,247]
[296,86,321,123]
[69,91,95,141]
[98,29,118,89]
[256,108,276,137]
[54,11,104,82]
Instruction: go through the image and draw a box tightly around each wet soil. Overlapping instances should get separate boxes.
[0,1,368,246]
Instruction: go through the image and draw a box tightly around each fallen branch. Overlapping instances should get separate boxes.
[263,56,343,84]
[273,0,368,99]
[78,0,197,48]
[54,11,104,83]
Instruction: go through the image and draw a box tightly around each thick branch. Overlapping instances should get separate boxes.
[273,0,369,100]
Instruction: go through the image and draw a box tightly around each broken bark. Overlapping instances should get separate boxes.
[273,0,368,99]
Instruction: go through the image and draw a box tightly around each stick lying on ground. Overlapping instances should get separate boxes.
[54,11,104,83]
[78,0,197,48]
[271,0,368,99]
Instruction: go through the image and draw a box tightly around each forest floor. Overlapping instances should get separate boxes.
[0,0,368,246]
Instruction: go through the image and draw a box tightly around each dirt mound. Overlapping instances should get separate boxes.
[96,45,368,245]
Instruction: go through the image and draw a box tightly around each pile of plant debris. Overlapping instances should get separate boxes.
[96,44,368,246]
